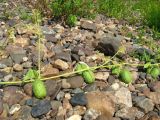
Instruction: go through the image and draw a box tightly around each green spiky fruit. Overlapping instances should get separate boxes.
[82,70,95,84]
[32,79,47,99]
[112,66,121,75]
[75,62,95,84]
[119,69,132,84]
[150,67,160,79]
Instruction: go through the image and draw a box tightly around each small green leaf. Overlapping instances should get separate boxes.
[149,67,160,79]
[23,69,39,81]
[144,62,151,69]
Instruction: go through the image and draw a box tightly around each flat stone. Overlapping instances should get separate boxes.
[95,36,121,56]
[41,64,59,77]
[66,76,84,89]
[0,58,13,67]
[80,20,97,32]
[45,80,61,99]
[6,45,26,64]
[73,106,86,115]
[115,107,144,120]
[31,100,52,117]
[56,91,65,101]
[13,64,23,72]
[70,93,87,106]
[55,51,72,62]
[115,87,132,107]
[54,59,69,70]
[95,72,109,80]
[51,100,62,110]
[134,97,154,113]
[86,91,116,117]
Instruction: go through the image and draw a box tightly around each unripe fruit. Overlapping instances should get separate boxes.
[119,69,132,84]
[32,79,47,99]
[150,67,160,79]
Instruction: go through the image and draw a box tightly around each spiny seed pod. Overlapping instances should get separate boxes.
[119,69,132,84]
[112,66,121,75]
[32,79,47,99]
[150,67,160,79]
[75,62,95,84]
[82,70,95,84]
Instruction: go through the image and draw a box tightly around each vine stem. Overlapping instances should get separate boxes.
[0,62,160,85]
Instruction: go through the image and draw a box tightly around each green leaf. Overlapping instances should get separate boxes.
[23,69,39,81]
[144,62,151,68]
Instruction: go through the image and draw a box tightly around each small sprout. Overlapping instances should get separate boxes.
[66,14,77,27]
[32,79,47,99]
[119,69,132,84]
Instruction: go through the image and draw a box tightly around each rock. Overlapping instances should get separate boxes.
[9,104,21,115]
[52,44,63,54]
[45,80,61,99]
[0,103,9,119]
[95,72,109,80]
[115,87,132,107]
[25,98,39,107]
[83,109,101,120]
[12,105,34,120]
[31,99,52,117]
[51,100,62,110]
[86,91,115,117]
[67,115,82,120]
[54,59,69,70]
[62,79,71,89]
[0,58,13,67]
[115,107,144,120]
[70,93,87,106]
[13,64,23,72]
[22,62,32,68]
[71,88,84,94]
[41,26,55,34]
[134,97,154,113]
[14,37,29,47]
[107,75,116,84]
[132,71,139,82]
[45,34,57,43]
[148,81,160,92]
[3,86,24,106]
[6,45,26,64]
[0,98,3,115]
[3,74,13,82]
[66,76,84,88]
[95,36,121,56]
[73,106,86,115]
[41,64,59,77]
[56,91,65,101]
[23,83,32,96]
[110,83,120,91]
[80,20,97,32]
[55,51,72,62]
[146,92,160,104]
[83,83,98,92]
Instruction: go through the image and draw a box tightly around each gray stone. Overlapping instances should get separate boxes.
[70,93,87,106]
[83,83,98,92]
[31,100,52,117]
[41,26,55,34]
[71,88,84,94]
[80,20,97,32]
[9,104,21,115]
[115,107,144,120]
[95,36,121,56]
[0,58,13,67]
[83,109,101,120]
[56,91,65,101]
[55,51,72,62]
[115,87,132,107]
[66,76,84,89]
[51,100,62,110]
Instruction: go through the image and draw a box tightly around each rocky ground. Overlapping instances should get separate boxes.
[0,2,160,120]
